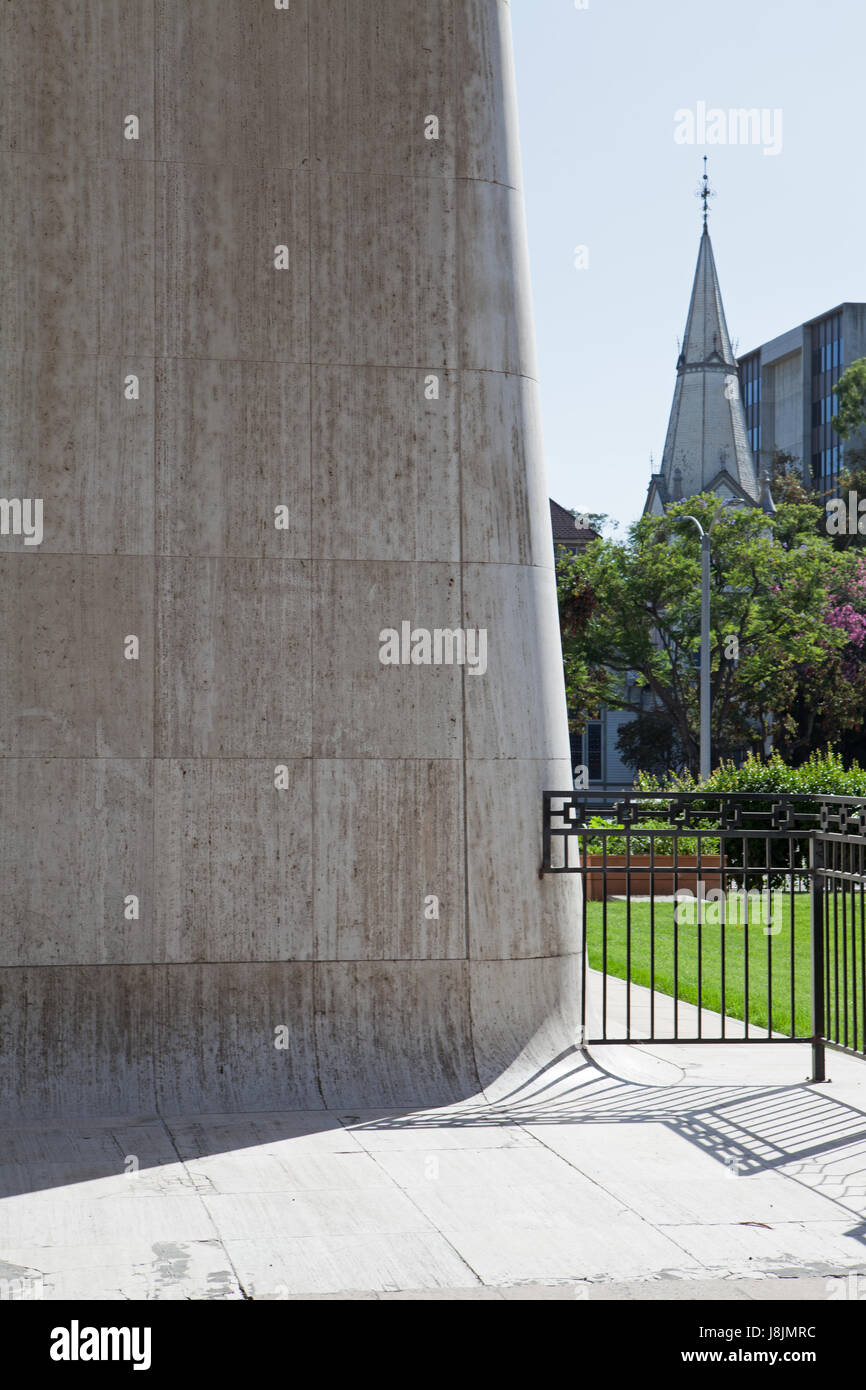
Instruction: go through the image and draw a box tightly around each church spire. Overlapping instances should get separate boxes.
[644,163,761,515]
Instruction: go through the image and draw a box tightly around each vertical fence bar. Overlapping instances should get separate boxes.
[602,831,608,1041]
[850,857,857,1053]
[860,840,866,1056]
[845,845,850,1050]
[720,831,727,1039]
[789,838,796,1038]
[743,852,750,1042]
[649,831,656,1040]
[673,830,679,1041]
[697,829,703,1039]
[580,831,587,1045]
[810,835,826,1083]
[833,844,840,1045]
[625,827,631,1040]
[828,856,834,1050]
[766,851,773,1039]
[542,792,551,875]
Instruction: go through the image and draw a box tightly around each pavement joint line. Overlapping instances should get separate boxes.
[365,1146,488,1291]
[159,1115,250,1302]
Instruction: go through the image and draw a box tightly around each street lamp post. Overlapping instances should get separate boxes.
[677,501,743,781]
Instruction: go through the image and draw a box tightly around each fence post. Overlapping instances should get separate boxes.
[810,834,826,1082]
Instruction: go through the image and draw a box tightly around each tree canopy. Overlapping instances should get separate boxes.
[556,493,866,775]
[832,357,866,441]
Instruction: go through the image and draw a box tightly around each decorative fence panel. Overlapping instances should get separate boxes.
[543,791,866,1081]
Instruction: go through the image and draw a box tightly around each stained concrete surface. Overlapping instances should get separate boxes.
[0,0,581,1116]
[3,1042,866,1300]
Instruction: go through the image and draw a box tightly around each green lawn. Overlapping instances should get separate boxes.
[586,893,866,1041]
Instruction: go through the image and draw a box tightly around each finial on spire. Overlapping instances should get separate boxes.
[696,155,716,229]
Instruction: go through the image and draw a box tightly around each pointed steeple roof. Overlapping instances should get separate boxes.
[646,173,763,514]
[679,227,738,372]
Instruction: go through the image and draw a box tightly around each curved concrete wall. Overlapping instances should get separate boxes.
[0,0,581,1116]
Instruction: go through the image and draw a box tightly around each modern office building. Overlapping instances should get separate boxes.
[737,304,866,498]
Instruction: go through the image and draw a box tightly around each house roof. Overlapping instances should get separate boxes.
[550,498,599,545]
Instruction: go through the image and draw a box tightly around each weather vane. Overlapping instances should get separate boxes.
[696,155,716,228]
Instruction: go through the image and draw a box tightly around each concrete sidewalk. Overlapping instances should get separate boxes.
[3,1019,866,1300]
[586,963,763,1040]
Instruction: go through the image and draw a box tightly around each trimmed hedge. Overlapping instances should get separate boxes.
[634,747,866,797]
[583,816,718,856]
[629,748,866,879]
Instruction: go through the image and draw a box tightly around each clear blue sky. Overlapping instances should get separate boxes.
[511,0,866,529]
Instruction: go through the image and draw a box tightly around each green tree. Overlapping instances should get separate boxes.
[832,357,866,441]
[828,444,866,552]
[614,709,684,779]
[769,449,810,506]
[556,494,854,776]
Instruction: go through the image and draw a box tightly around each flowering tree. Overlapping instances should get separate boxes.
[795,556,866,756]
[826,560,866,667]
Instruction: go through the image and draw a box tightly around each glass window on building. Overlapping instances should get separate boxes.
[811,312,844,496]
[585,722,603,783]
[739,353,761,468]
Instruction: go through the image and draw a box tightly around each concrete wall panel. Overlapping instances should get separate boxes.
[313,759,465,961]
[457,179,537,377]
[0,967,155,1119]
[0,0,155,161]
[310,0,456,176]
[470,956,582,1101]
[765,352,804,464]
[463,563,569,760]
[466,758,579,961]
[456,0,522,186]
[155,559,312,759]
[314,962,478,1109]
[311,561,463,759]
[156,0,309,170]
[155,964,322,1114]
[460,371,552,567]
[312,367,460,563]
[154,759,313,963]
[157,163,310,362]
[0,154,154,358]
[310,173,457,368]
[0,556,153,758]
[0,352,154,554]
[0,759,152,967]
[157,359,311,559]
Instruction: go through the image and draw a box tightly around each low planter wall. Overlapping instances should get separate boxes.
[583,854,723,901]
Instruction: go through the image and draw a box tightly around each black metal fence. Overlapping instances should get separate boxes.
[543,791,866,1081]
